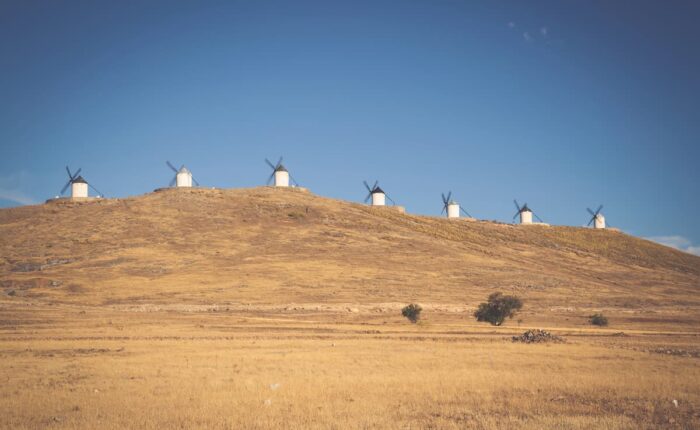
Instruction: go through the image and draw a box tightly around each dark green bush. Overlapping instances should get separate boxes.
[401,304,422,323]
[474,292,523,326]
[589,313,608,326]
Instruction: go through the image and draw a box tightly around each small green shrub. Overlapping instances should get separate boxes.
[589,313,608,326]
[474,292,523,326]
[401,304,422,323]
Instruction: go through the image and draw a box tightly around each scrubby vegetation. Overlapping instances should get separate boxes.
[512,329,565,343]
[474,292,523,326]
[589,313,609,326]
[401,304,422,323]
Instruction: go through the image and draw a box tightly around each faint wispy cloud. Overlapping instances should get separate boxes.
[0,189,37,205]
[0,171,38,206]
[507,22,563,47]
[647,235,700,256]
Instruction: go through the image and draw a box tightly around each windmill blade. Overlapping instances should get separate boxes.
[460,207,472,218]
[595,204,603,216]
[513,199,521,212]
[289,174,300,187]
[192,176,200,186]
[363,181,372,193]
[60,180,72,195]
[88,183,104,197]
[264,158,276,170]
[446,191,452,203]
[169,175,177,187]
[372,180,378,190]
[587,216,595,226]
[441,193,447,205]
[441,205,446,214]
[385,194,396,205]
[266,171,275,185]
[66,166,81,180]
[364,193,372,203]
[513,211,520,220]
[166,161,178,173]
[533,212,544,223]
[276,157,283,168]
[587,207,595,216]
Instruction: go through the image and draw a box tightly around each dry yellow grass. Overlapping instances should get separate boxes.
[1,306,699,429]
[1,187,699,428]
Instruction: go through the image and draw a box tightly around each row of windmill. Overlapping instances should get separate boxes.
[57,158,607,229]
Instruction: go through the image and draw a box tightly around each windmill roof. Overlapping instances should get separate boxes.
[372,186,385,194]
[521,205,532,212]
[275,164,288,172]
[178,166,191,174]
[72,176,88,184]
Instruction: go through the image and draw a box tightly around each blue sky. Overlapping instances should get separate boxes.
[1,1,699,254]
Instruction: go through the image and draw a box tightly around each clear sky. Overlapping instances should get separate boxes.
[1,1,699,255]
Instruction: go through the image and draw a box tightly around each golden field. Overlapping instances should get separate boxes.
[1,187,699,428]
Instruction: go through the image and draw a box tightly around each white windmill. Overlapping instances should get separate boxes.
[441,191,471,219]
[513,200,543,224]
[587,205,606,229]
[60,166,103,198]
[363,180,395,206]
[166,161,199,188]
[265,157,298,187]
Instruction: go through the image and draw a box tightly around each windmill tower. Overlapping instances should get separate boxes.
[513,200,543,224]
[166,161,199,188]
[441,191,472,219]
[363,180,395,206]
[265,157,298,187]
[587,205,606,229]
[60,166,104,198]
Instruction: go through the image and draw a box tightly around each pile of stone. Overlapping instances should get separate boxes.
[512,329,565,344]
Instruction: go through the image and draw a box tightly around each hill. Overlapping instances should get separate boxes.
[1,186,698,318]
[2,186,700,429]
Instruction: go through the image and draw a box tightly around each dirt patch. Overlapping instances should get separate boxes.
[648,347,700,358]
[33,347,124,357]
[10,258,73,272]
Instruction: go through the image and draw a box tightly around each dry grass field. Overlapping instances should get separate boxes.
[1,187,699,428]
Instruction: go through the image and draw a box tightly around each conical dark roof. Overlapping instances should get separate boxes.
[372,186,385,194]
[72,175,88,184]
[521,204,532,212]
[275,164,288,172]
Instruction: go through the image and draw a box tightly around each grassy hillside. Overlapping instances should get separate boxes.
[2,186,700,429]
[1,186,698,313]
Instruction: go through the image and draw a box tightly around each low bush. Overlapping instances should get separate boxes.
[474,292,523,326]
[401,304,422,323]
[589,313,608,326]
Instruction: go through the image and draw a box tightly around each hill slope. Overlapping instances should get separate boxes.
[1,187,698,312]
